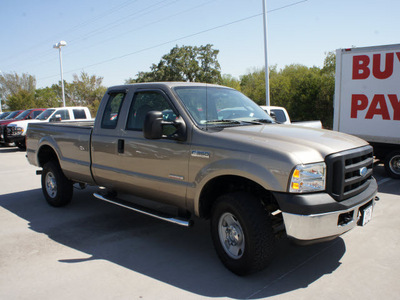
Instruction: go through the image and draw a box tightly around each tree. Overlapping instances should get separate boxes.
[220,74,241,91]
[128,44,222,84]
[35,87,61,108]
[0,72,36,110]
[240,68,266,105]
[7,89,35,110]
[70,72,107,115]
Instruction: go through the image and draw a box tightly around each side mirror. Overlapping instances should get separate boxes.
[144,111,186,141]
[143,111,163,139]
[269,111,276,120]
[49,114,62,122]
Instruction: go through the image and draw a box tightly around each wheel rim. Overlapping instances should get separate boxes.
[45,171,57,198]
[218,212,245,259]
[389,154,400,175]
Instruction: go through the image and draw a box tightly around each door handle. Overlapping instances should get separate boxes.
[118,139,125,154]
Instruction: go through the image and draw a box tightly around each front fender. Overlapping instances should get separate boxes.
[192,158,290,216]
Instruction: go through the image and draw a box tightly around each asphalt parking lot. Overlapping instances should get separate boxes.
[1,146,399,300]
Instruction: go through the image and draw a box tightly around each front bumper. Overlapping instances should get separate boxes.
[5,134,24,144]
[273,178,378,242]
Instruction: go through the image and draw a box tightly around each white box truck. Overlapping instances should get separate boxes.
[334,44,400,178]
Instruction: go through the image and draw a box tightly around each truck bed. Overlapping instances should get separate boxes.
[26,120,96,185]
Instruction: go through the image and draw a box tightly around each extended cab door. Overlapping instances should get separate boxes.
[91,88,190,208]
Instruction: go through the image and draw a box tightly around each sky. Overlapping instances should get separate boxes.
[0,0,399,89]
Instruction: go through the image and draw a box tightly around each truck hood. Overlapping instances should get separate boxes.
[220,124,368,164]
[7,119,46,128]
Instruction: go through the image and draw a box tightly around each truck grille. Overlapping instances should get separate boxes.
[0,125,5,142]
[325,145,374,202]
[6,127,15,135]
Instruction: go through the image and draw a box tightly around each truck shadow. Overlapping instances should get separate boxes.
[1,188,346,299]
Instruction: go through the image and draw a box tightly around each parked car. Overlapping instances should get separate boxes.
[260,106,322,128]
[7,106,92,149]
[0,112,11,120]
[0,108,46,148]
[0,110,24,145]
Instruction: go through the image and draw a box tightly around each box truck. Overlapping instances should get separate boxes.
[334,44,400,178]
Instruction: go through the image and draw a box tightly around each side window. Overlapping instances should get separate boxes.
[126,91,176,131]
[101,92,125,129]
[73,109,87,119]
[57,109,70,120]
[32,111,43,118]
[270,109,287,123]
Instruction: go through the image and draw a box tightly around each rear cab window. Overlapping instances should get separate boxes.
[101,92,126,129]
[73,109,87,120]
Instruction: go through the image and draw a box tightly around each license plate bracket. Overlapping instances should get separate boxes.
[359,204,373,226]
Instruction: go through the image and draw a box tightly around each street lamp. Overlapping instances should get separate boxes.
[53,40,67,107]
[262,0,270,106]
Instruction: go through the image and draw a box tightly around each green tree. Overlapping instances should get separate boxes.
[7,89,35,110]
[220,74,241,91]
[50,72,106,115]
[0,72,36,110]
[128,44,222,84]
[71,72,107,115]
[239,68,266,105]
[34,87,61,108]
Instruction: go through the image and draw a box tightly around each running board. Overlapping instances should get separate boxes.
[93,193,193,227]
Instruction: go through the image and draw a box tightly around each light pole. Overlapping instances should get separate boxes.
[53,41,67,107]
[262,0,270,106]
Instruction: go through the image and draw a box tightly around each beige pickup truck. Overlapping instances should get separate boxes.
[26,82,378,275]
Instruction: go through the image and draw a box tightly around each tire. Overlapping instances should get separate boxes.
[41,161,73,207]
[384,150,400,179]
[210,192,275,276]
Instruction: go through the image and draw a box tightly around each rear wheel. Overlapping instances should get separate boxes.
[41,161,73,207]
[210,192,275,275]
[384,150,400,179]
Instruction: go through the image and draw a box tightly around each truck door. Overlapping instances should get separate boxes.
[91,89,190,208]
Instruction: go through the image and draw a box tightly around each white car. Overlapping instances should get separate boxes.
[260,105,322,128]
[6,106,92,149]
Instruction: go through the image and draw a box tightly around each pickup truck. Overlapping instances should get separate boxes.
[0,110,25,145]
[26,82,378,275]
[260,105,322,128]
[0,108,45,147]
[7,106,91,149]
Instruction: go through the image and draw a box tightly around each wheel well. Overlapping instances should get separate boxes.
[37,145,59,167]
[198,175,279,219]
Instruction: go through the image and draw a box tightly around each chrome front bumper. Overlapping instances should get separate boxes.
[282,197,376,242]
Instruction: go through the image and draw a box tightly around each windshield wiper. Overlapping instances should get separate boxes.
[204,119,242,125]
[244,119,274,124]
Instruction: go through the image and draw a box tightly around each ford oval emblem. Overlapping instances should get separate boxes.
[359,167,368,177]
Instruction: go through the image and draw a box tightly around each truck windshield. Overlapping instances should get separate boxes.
[15,110,31,120]
[36,109,55,120]
[174,86,273,126]
[4,111,21,120]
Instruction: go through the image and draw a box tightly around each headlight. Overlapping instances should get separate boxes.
[289,162,326,193]
[16,127,24,135]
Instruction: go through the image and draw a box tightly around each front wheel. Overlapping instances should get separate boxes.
[210,192,275,275]
[41,161,73,207]
[384,150,400,179]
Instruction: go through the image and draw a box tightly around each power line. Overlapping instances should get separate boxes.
[36,0,308,82]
